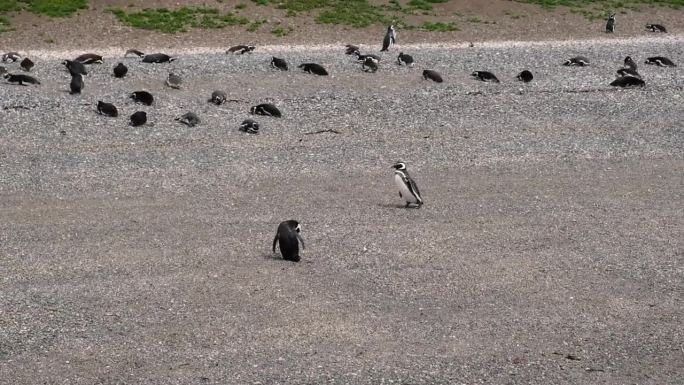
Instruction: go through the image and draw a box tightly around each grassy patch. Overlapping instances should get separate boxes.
[246,18,266,31]
[316,0,391,28]
[110,7,249,33]
[518,0,682,19]
[0,15,11,32]
[27,0,88,17]
[422,21,458,31]
[271,25,293,36]
[235,3,247,9]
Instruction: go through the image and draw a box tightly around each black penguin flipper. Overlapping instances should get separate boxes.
[407,175,422,202]
[272,234,279,253]
[381,34,391,51]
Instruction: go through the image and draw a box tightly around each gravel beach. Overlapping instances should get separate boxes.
[1,36,682,384]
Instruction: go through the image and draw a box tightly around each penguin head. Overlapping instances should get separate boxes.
[392,162,407,170]
[61,60,70,67]
[2,73,9,79]
[249,106,257,114]
[285,220,301,232]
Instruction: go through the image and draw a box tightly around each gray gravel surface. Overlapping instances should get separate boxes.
[1,38,683,384]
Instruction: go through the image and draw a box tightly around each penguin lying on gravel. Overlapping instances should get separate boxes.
[250,103,281,118]
[422,69,443,83]
[472,71,499,83]
[271,57,288,71]
[227,45,255,54]
[131,91,154,106]
[129,111,147,126]
[610,76,645,88]
[125,49,145,58]
[345,44,359,55]
[299,63,328,76]
[75,53,103,64]
[209,90,227,105]
[142,53,175,63]
[564,56,590,66]
[2,52,21,62]
[646,23,667,33]
[239,119,259,134]
[97,101,118,117]
[4,73,40,85]
[353,51,381,63]
[362,57,379,72]
[273,220,305,262]
[516,70,533,83]
[397,52,414,67]
[644,56,677,67]
[175,112,200,127]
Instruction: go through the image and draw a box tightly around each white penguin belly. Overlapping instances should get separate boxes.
[394,174,417,203]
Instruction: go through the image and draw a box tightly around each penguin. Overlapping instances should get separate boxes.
[130,91,154,106]
[616,68,641,79]
[227,45,255,54]
[69,73,84,95]
[142,53,175,63]
[129,111,147,127]
[644,56,676,67]
[381,25,396,52]
[97,101,118,117]
[353,51,381,63]
[362,57,379,73]
[250,103,281,118]
[422,69,443,83]
[113,62,128,78]
[298,63,328,76]
[646,23,667,33]
[345,44,359,55]
[74,53,103,64]
[209,90,227,105]
[239,119,260,134]
[271,57,288,71]
[624,56,637,70]
[392,162,423,208]
[397,52,414,67]
[125,49,145,58]
[63,60,87,76]
[3,73,40,85]
[175,112,200,127]
[605,13,615,33]
[2,52,21,62]
[20,58,34,72]
[472,71,500,83]
[165,73,182,89]
[272,220,305,262]
[610,76,645,88]
[516,70,534,83]
[563,56,590,66]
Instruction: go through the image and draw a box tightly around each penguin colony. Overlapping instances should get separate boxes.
[1,21,679,263]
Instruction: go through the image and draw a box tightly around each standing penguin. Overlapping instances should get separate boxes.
[605,13,616,33]
[69,73,84,95]
[272,220,305,262]
[381,25,396,52]
[392,162,423,208]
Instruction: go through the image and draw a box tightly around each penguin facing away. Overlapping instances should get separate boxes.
[20,58,34,72]
[69,73,84,95]
[273,220,305,262]
[299,63,328,76]
[381,25,396,51]
[113,63,128,78]
[63,60,88,76]
[605,13,615,33]
[392,162,423,208]
[129,111,147,127]
[422,69,443,83]
[516,70,534,83]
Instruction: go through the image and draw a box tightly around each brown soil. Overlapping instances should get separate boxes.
[0,0,682,50]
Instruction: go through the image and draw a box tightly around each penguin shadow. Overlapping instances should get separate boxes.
[262,252,313,264]
[378,202,423,210]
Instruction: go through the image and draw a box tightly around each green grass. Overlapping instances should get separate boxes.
[0,14,11,32]
[246,18,266,31]
[422,21,458,31]
[27,0,88,17]
[518,0,682,19]
[271,25,293,36]
[110,7,249,33]
[316,0,391,28]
